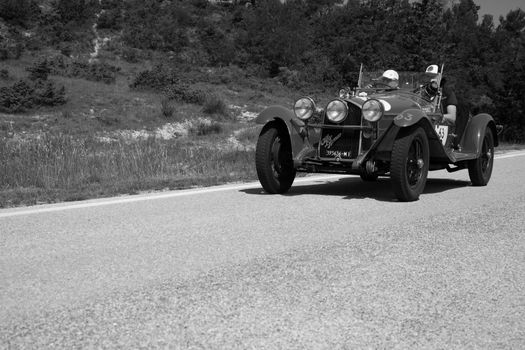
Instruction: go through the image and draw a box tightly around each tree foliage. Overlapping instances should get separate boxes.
[0,0,39,25]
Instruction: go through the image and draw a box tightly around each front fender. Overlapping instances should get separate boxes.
[461,113,499,155]
[256,105,309,161]
[384,108,447,160]
[255,105,303,127]
[393,109,427,128]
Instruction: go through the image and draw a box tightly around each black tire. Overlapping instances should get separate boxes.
[255,125,296,194]
[468,127,494,186]
[391,127,429,202]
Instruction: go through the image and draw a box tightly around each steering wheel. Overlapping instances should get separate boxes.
[372,81,392,88]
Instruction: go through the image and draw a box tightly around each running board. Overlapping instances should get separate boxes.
[449,150,477,163]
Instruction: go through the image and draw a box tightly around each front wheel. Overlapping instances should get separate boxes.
[468,127,494,186]
[390,127,429,202]
[255,125,296,194]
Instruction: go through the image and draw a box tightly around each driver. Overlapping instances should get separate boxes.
[439,77,458,125]
[366,69,399,89]
[425,65,457,125]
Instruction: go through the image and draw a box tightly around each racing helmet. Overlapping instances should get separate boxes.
[425,65,439,76]
[382,69,399,81]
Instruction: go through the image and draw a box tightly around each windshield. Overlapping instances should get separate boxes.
[358,69,435,91]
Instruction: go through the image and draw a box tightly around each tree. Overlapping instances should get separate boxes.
[0,0,39,25]
[52,0,98,23]
[493,9,525,142]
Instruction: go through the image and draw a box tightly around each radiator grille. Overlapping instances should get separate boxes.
[319,103,361,159]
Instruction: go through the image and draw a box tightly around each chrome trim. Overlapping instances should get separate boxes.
[308,124,372,131]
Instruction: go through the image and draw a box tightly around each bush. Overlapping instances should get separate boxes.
[0,80,34,112]
[0,41,23,61]
[33,80,66,107]
[121,47,141,63]
[0,69,9,80]
[43,56,120,84]
[202,95,229,116]
[121,0,190,52]
[198,22,235,67]
[26,59,52,80]
[69,61,119,84]
[163,83,207,105]
[160,98,175,118]
[276,66,303,89]
[130,65,179,91]
[0,79,66,113]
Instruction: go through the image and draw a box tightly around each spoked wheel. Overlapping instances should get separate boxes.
[391,127,429,202]
[255,125,296,194]
[468,127,494,186]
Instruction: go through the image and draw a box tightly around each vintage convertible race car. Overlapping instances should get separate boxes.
[255,65,499,201]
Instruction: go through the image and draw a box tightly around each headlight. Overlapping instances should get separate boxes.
[294,97,315,120]
[362,99,384,122]
[326,99,348,123]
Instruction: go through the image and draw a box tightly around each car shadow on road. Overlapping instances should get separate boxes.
[241,176,470,202]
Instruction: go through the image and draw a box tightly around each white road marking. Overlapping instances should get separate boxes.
[0,175,342,218]
[495,151,525,159]
[1,151,524,219]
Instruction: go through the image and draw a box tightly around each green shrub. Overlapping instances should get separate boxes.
[203,95,229,116]
[26,59,52,81]
[69,61,119,84]
[163,83,207,105]
[121,0,190,52]
[44,56,120,84]
[0,41,23,61]
[160,98,175,119]
[198,22,235,67]
[0,80,34,112]
[0,79,66,113]
[121,47,141,63]
[0,69,9,80]
[32,80,66,106]
[130,65,179,91]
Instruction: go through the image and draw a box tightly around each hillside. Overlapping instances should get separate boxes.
[0,0,302,136]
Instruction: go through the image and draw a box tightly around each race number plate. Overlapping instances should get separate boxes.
[435,125,448,146]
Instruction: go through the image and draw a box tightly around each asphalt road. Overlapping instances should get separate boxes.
[1,151,525,349]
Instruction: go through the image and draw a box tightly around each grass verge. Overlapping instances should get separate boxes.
[0,132,256,208]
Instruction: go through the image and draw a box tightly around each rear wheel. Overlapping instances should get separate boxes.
[255,125,296,194]
[468,127,494,186]
[391,127,429,202]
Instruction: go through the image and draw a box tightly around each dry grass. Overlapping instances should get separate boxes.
[0,133,255,207]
